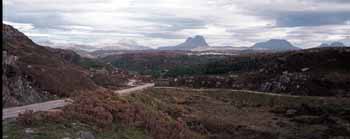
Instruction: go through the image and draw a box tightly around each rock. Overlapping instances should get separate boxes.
[78,131,95,139]
[301,67,310,72]
[25,128,34,134]
[286,109,297,117]
[260,82,272,91]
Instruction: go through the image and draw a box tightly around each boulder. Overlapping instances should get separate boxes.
[78,131,95,139]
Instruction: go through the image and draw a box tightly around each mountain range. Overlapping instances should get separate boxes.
[40,34,348,54]
[39,39,152,52]
[158,36,302,52]
[100,39,151,51]
[319,42,347,47]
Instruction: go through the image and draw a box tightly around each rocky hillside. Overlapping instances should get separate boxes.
[2,24,99,107]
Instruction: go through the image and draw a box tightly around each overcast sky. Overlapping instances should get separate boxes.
[3,0,350,48]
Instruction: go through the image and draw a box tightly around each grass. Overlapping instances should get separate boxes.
[126,88,350,139]
[4,88,349,139]
[3,120,151,139]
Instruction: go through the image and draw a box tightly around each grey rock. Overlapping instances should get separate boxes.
[78,131,95,139]
[286,109,297,117]
[301,67,310,72]
[25,128,34,134]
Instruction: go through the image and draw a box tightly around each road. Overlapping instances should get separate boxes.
[154,87,335,99]
[2,99,73,120]
[3,83,155,120]
[127,79,137,86]
[115,83,155,96]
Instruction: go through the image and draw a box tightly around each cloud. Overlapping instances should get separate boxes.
[3,0,350,48]
[275,11,350,27]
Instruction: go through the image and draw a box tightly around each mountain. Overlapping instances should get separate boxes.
[37,41,100,52]
[101,39,151,50]
[39,39,151,52]
[191,46,249,52]
[319,42,347,47]
[2,24,98,107]
[319,43,330,47]
[251,39,301,51]
[158,35,209,50]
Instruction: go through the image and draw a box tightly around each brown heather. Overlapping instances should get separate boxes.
[17,91,200,139]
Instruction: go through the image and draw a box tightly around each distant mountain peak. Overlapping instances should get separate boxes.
[330,42,346,47]
[319,42,347,47]
[319,43,329,47]
[182,35,208,47]
[252,39,300,51]
[158,35,209,50]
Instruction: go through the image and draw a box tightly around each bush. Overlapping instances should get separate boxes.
[17,109,65,126]
[17,110,35,126]
[62,91,200,139]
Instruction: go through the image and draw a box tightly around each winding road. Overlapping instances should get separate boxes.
[2,83,155,120]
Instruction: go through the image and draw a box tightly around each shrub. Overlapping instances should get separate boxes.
[62,91,200,139]
[17,110,35,126]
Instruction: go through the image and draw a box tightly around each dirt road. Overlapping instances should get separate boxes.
[2,99,73,120]
[3,83,155,120]
[154,87,335,99]
[115,83,155,96]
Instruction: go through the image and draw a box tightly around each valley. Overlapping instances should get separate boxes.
[2,23,350,139]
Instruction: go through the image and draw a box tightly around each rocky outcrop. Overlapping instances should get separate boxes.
[2,50,54,107]
[2,24,98,107]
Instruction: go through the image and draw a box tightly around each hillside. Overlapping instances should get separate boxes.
[101,51,226,77]
[2,24,119,107]
[169,47,350,96]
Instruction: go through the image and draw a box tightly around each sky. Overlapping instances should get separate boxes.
[3,0,350,49]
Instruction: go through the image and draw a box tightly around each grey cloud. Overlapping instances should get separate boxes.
[275,11,350,27]
[4,0,350,48]
[132,16,208,31]
[4,4,73,29]
[310,0,350,3]
[141,32,186,39]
